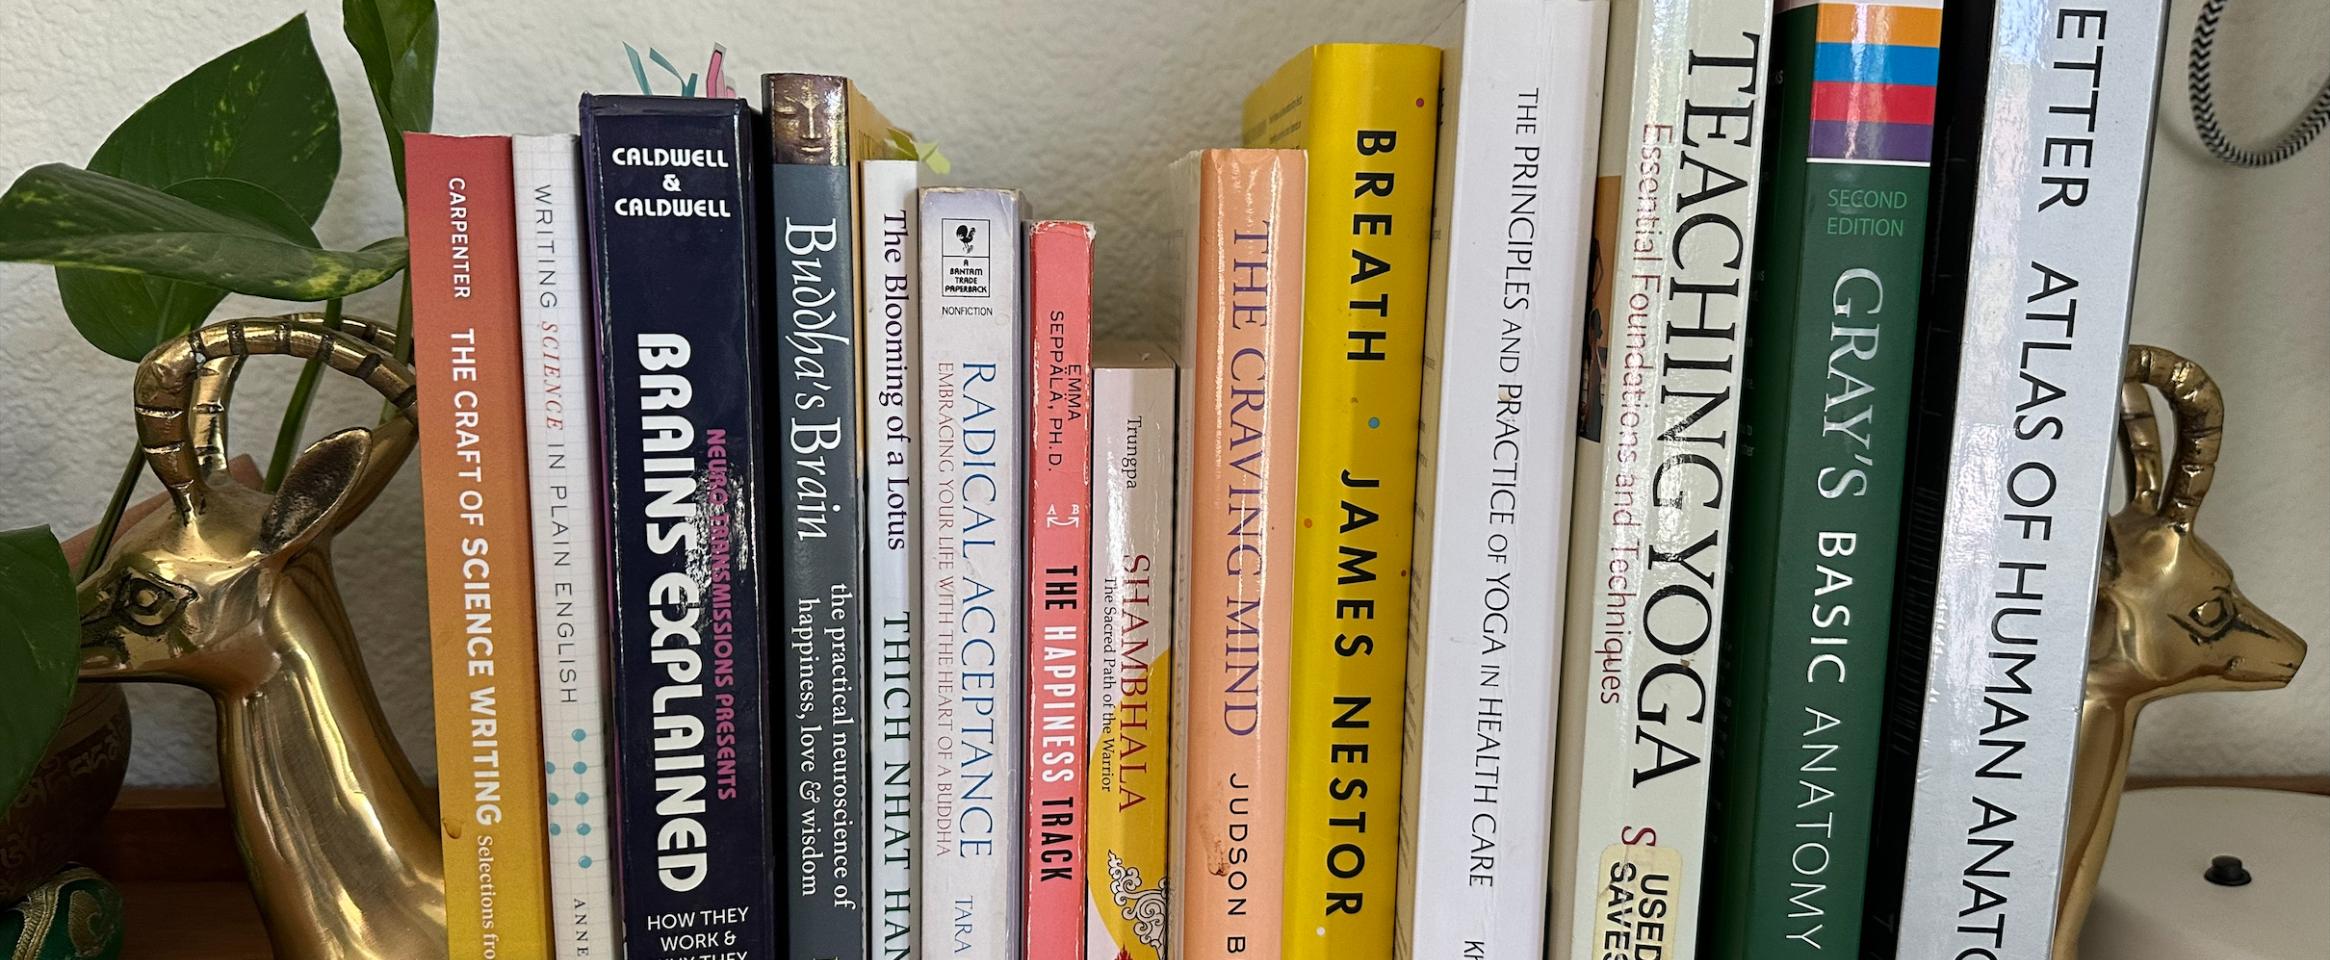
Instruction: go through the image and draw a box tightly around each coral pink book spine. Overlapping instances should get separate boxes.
[1023,220,1097,959]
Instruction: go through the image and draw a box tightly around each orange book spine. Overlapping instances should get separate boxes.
[405,132,555,960]
[1168,148,1304,960]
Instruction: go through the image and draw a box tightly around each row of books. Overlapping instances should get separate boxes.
[396,0,2197,959]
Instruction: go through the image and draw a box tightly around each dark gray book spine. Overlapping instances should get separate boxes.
[765,73,871,960]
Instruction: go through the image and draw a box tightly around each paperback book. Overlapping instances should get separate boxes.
[1892,4,2171,958]
[918,186,1031,960]
[406,131,556,960]
[510,132,619,960]
[580,94,779,960]
[1242,45,1441,960]
[1085,344,1178,960]
[1395,1,1605,957]
[861,156,923,960]
[1023,220,1097,959]
[1549,0,1777,956]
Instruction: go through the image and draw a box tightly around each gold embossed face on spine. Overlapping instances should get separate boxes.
[767,75,844,166]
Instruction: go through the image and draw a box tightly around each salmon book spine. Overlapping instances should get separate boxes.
[1022,220,1097,959]
[1166,148,1304,960]
[764,72,872,960]
[579,94,778,960]
[405,131,557,960]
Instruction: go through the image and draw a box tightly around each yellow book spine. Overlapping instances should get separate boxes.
[1241,43,1442,960]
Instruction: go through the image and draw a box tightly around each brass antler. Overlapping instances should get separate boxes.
[2118,345,2222,526]
[132,314,413,516]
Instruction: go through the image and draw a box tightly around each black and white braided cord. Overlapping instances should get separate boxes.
[2188,0,2330,167]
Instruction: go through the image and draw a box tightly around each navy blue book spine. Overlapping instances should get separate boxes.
[581,93,778,960]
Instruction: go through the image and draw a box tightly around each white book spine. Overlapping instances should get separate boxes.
[510,133,618,960]
[1085,361,1178,960]
[863,159,922,960]
[1894,4,2167,958]
[1397,1,1606,958]
[918,187,1029,960]
[1554,0,1776,957]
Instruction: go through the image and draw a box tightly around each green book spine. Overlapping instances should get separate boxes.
[1709,2,1946,956]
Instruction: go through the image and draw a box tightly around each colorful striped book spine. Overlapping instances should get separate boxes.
[1705,3,1944,957]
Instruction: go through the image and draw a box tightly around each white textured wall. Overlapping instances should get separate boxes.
[0,0,2320,787]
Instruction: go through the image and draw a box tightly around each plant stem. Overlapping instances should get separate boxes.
[391,272,414,365]
[383,273,413,421]
[265,299,344,492]
[80,441,146,582]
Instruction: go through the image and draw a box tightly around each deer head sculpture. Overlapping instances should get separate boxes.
[2053,344,2307,959]
[75,315,448,960]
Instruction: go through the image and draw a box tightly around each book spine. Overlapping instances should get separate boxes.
[1858,0,1995,953]
[1168,148,1305,960]
[1705,3,1944,957]
[1395,3,1604,958]
[1547,84,1634,960]
[1553,0,1776,956]
[1242,46,1441,959]
[1893,4,2168,958]
[862,157,922,960]
[580,95,778,960]
[405,132,556,960]
[917,187,1029,960]
[510,132,619,960]
[1023,221,1095,959]
[1085,361,1177,960]
[765,73,872,960]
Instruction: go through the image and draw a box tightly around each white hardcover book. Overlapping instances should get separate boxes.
[510,133,617,960]
[1396,1,1605,958]
[918,186,1030,960]
[1549,0,1775,957]
[1084,348,1178,960]
[862,158,922,960]
[1893,4,2168,958]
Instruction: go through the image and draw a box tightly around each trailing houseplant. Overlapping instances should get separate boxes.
[0,0,438,825]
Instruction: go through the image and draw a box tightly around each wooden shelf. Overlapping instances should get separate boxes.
[115,881,268,959]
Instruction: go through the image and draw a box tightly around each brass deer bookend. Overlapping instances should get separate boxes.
[2053,345,2308,959]
[75,315,448,960]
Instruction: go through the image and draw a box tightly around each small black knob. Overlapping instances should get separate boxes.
[2203,854,2252,887]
